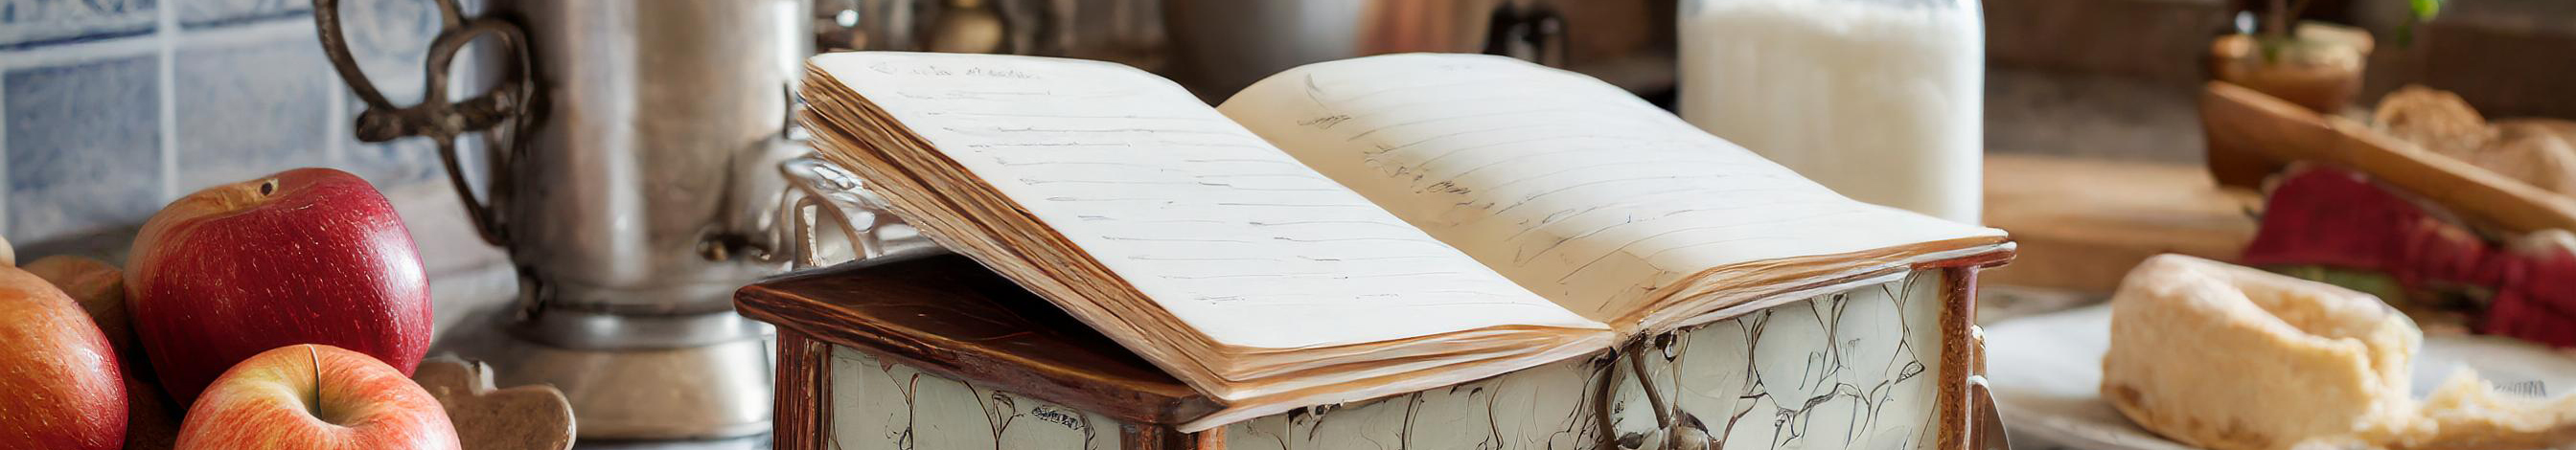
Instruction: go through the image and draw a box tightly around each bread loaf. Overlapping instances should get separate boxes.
[2104,255,2576,450]
[2375,86,2576,196]
[2104,255,2419,450]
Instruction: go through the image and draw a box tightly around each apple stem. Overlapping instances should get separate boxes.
[308,345,326,420]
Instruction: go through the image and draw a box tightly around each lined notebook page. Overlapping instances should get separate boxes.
[1218,54,2003,322]
[808,53,1601,349]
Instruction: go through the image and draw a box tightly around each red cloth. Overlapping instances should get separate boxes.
[2242,167,2576,347]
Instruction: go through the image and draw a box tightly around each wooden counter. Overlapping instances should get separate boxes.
[1981,154,2262,292]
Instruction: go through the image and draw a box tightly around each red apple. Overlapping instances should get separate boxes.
[28,255,186,449]
[175,344,460,450]
[0,265,127,450]
[127,167,432,406]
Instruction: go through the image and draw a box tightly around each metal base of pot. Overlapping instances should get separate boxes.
[432,305,774,440]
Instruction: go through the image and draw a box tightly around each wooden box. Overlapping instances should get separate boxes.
[739,251,2009,450]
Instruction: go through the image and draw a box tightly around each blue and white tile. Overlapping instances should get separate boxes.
[172,33,334,191]
[0,0,158,49]
[5,56,163,242]
[345,130,445,188]
[176,0,305,30]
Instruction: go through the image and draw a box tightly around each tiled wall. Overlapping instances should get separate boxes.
[1,0,453,244]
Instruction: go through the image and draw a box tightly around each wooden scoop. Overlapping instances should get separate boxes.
[2201,81,2576,233]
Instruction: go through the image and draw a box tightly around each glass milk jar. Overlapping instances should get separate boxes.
[1679,0,1985,224]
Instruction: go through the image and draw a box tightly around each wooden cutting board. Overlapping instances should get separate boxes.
[2200,81,2576,234]
[1981,154,2262,292]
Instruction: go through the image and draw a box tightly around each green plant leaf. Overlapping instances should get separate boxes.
[2396,0,2443,48]
[2255,34,2299,64]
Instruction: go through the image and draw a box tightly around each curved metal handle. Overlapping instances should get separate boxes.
[774,157,935,269]
[313,0,538,247]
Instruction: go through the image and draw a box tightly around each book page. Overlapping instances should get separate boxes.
[1218,54,2003,322]
[808,53,1603,349]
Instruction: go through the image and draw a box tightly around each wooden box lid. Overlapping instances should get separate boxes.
[735,251,1221,425]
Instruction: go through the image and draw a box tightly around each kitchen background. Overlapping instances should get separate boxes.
[4,0,2571,251]
[3,0,462,248]
[3,0,2573,448]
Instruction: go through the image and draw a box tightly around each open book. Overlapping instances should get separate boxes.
[797,52,2010,431]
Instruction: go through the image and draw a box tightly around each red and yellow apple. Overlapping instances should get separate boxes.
[174,344,460,450]
[0,265,127,450]
[127,168,433,405]
[29,255,186,449]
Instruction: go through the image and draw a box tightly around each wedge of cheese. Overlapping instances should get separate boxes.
[2103,255,2576,450]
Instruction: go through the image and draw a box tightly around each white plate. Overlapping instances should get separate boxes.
[1984,304,2576,450]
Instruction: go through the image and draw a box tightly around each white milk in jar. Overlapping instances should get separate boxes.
[1679,0,1985,223]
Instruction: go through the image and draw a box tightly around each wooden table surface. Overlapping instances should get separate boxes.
[1981,154,2263,293]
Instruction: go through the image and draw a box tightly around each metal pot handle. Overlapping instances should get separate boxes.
[773,156,933,269]
[312,0,538,247]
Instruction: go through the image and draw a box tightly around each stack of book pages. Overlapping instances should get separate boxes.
[797,51,2010,431]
